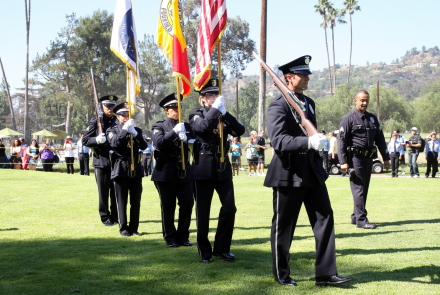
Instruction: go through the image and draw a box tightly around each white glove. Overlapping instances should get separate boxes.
[128,125,138,137]
[211,95,224,112]
[173,123,186,134]
[308,133,326,150]
[96,133,107,144]
[218,104,227,115]
[178,132,187,142]
[122,119,134,130]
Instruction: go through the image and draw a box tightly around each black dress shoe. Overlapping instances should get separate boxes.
[132,232,142,236]
[202,258,213,263]
[315,275,351,286]
[182,240,193,246]
[213,252,236,261]
[277,278,298,286]
[357,223,377,229]
[120,230,132,237]
[351,219,356,225]
[167,242,180,248]
[103,219,115,226]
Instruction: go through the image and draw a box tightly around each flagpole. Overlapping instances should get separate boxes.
[127,66,135,177]
[175,77,186,177]
[217,43,225,172]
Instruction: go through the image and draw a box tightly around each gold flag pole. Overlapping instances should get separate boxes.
[175,77,186,178]
[127,67,135,177]
[217,43,225,172]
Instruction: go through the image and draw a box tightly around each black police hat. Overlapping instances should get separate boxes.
[113,103,129,115]
[196,78,219,95]
[278,55,312,75]
[159,93,182,109]
[99,95,119,105]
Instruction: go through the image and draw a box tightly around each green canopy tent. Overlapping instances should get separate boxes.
[32,129,57,138]
[0,128,24,137]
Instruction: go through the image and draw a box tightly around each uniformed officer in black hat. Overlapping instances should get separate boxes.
[189,78,245,263]
[151,93,195,247]
[106,103,147,237]
[338,90,390,229]
[264,56,350,286]
[82,95,119,226]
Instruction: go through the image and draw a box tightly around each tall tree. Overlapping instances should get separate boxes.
[341,0,360,85]
[0,57,16,130]
[328,6,346,91]
[24,0,31,141]
[315,0,333,94]
[237,81,259,134]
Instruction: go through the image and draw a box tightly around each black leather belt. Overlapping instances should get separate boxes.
[201,143,219,153]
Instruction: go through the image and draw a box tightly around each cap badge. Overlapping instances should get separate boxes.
[305,58,310,65]
[212,80,217,87]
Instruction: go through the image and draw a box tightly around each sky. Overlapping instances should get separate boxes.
[1,0,440,93]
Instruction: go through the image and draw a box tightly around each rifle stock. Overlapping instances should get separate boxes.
[90,68,103,134]
[252,51,317,137]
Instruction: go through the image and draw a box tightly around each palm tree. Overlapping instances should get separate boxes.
[342,0,361,85]
[328,7,346,91]
[314,0,333,94]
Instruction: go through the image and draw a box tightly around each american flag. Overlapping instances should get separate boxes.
[193,0,227,91]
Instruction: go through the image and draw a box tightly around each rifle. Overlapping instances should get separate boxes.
[90,68,103,134]
[252,51,318,137]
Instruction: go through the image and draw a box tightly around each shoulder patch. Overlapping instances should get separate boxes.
[153,129,160,135]
[193,115,200,121]
[339,126,344,133]
[370,117,375,123]
[86,126,90,131]
[309,104,314,114]
[108,132,114,139]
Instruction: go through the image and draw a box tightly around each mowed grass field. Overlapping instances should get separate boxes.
[0,169,439,295]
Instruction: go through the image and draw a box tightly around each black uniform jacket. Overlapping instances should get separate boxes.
[264,94,327,188]
[189,106,245,181]
[338,109,390,165]
[151,118,194,183]
[82,116,118,169]
[106,124,147,179]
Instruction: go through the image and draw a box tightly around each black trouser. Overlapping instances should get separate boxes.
[65,157,74,174]
[94,167,118,223]
[193,179,236,260]
[78,153,90,175]
[271,185,337,281]
[41,159,54,172]
[426,151,438,177]
[350,155,373,226]
[155,181,194,244]
[319,151,329,173]
[113,176,143,233]
[390,152,400,176]
[142,153,152,176]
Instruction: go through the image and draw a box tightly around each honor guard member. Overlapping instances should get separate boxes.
[82,95,119,226]
[189,78,245,263]
[338,90,390,229]
[77,133,90,176]
[151,93,195,247]
[264,56,350,286]
[106,103,147,237]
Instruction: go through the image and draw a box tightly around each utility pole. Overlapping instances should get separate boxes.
[24,0,31,142]
[376,80,380,121]
[236,80,239,122]
[258,0,267,133]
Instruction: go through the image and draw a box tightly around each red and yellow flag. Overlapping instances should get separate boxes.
[157,0,191,97]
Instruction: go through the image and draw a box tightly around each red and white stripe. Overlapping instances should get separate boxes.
[194,0,227,91]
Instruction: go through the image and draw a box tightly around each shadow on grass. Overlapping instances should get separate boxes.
[378,218,440,226]
[0,228,19,231]
[352,265,440,285]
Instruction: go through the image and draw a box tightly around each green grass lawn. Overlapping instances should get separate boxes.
[0,169,439,295]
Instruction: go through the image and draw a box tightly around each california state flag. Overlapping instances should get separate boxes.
[157,0,191,97]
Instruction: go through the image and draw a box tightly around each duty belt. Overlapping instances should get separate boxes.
[349,146,377,158]
[200,143,219,153]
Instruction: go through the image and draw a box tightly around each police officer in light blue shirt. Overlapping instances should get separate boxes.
[319,130,330,173]
[141,137,154,176]
[393,129,407,175]
[387,133,405,177]
[77,133,90,176]
[425,132,440,178]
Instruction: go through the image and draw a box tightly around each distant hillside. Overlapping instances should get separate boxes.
[222,46,440,102]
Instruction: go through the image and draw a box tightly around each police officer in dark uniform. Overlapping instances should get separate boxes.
[106,103,147,237]
[189,79,245,263]
[338,90,390,229]
[264,56,350,286]
[82,95,119,226]
[152,93,195,247]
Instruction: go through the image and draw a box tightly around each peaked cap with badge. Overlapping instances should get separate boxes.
[196,78,219,95]
[278,55,312,75]
[159,93,183,109]
[113,103,129,115]
[99,95,119,105]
